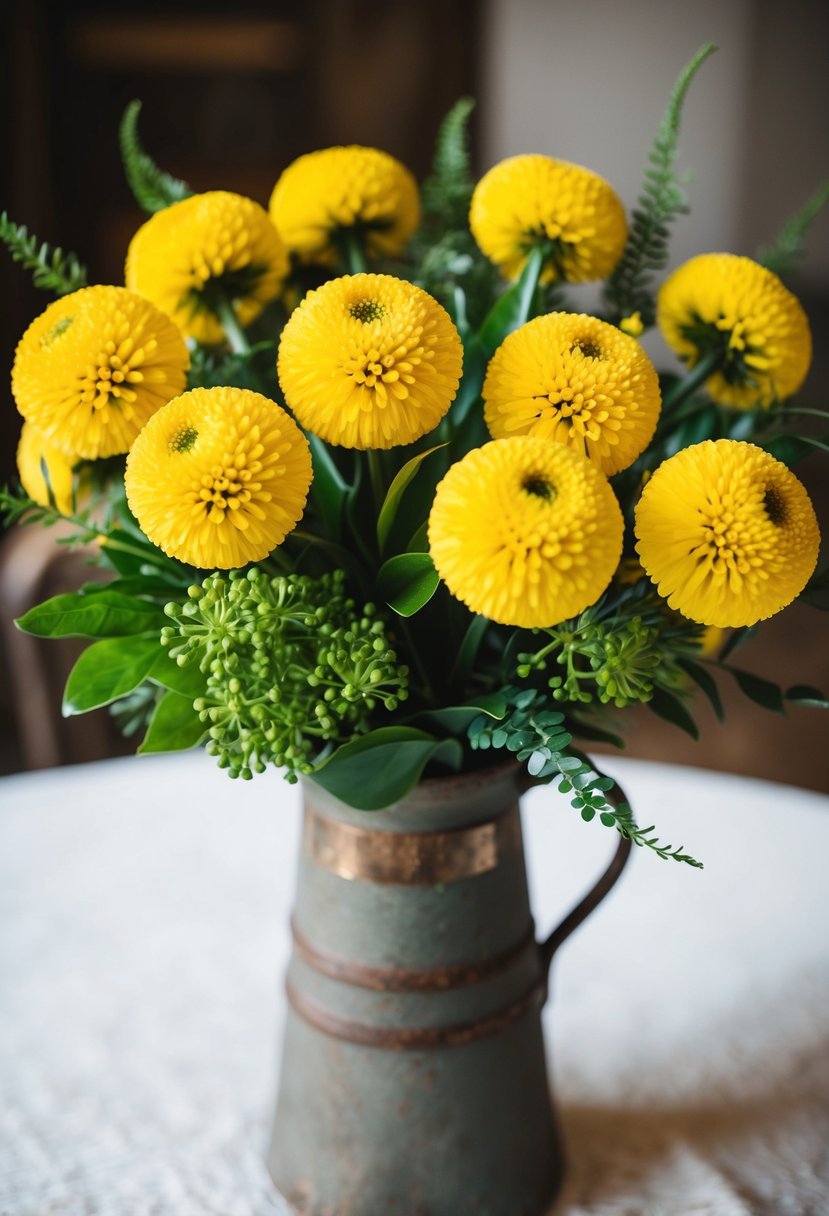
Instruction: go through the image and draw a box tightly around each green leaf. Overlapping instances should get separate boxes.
[448,614,489,691]
[727,667,785,713]
[17,589,166,638]
[147,652,208,698]
[679,658,724,722]
[421,97,476,225]
[450,335,488,425]
[757,180,829,279]
[0,211,87,295]
[311,727,463,810]
[647,687,700,738]
[377,445,445,553]
[479,244,545,354]
[376,552,440,617]
[415,693,508,734]
[63,636,163,715]
[119,100,192,213]
[718,625,758,662]
[138,690,207,754]
[760,434,815,467]
[786,684,829,709]
[307,432,348,541]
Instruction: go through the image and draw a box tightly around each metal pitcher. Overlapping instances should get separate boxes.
[268,760,630,1215]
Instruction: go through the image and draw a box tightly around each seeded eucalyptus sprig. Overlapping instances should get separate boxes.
[467,686,703,868]
[162,568,409,781]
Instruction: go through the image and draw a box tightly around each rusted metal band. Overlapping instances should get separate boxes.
[303,803,522,885]
[285,974,545,1050]
[291,917,538,992]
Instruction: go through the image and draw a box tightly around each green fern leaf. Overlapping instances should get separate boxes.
[119,100,192,214]
[422,97,476,224]
[604,43,717,328]
[757,180,829,280]
[0,212,87,295]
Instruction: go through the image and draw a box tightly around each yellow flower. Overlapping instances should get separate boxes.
[634,439,819,627]
[483,313,661,476]
[469,154,627,283]
[657,254,811,408]
[620,312,644,337]
[12,286,189,460]
[125,386,312,569]
[16,421,77,515]
[429,437,623,628]
[125,192,289,345]
[269,146,420,263]
[277,273,463,450]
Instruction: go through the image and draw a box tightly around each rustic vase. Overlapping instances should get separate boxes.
[268,760,630,1215]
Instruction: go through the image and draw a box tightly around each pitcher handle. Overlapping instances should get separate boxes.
[534,778,633,976]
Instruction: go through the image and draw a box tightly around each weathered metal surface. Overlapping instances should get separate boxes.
[268,760,630,1215]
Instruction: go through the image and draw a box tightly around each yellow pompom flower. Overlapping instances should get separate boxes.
[657,254,811,408]
[17,421,77,515]
[429,437,623,628]
[483,313,661,476]
[12,286,189,460]
[125,192,289,345]
[635,439,819,627]
[469,154,628,283]
[277,273,463,450]
[125,387,312,569]
[269,146,420,263]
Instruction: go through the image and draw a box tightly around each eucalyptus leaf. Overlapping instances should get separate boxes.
[311,727,463,810]
[138,690,207,754]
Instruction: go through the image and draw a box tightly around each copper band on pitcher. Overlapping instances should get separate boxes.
[303,803,522,885]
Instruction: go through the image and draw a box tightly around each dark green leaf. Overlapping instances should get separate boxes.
[785,684,829,709]
[416,693,507,734]
[647,687,700,738]
[479,244,545,354]
[63,636,162,715]
[311,727,463,810]
[679,658,725,722]
[760,434,815,467]
[377,445,445,553]
[138,690,207,754]
[450,335,488,425]
[377,552,440,617]
[17,589,166,638]
[727,667,785,713]
[307,433,349,541]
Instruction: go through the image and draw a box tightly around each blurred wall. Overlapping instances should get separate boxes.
[481,0,829,286]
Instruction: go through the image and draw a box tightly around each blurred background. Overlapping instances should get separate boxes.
[1,0,827,787]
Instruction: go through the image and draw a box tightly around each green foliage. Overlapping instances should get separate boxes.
[516,581,705,710]
[478,243,546,354]
[421,98,476,225]
[604,43,717,327]
[139,690,207,754]
[311,727,463,809]
[161,568,409,780]
[17,587,166,639]
[63,636,164,715]
[376,552,440,617]
[0,211,87,295]
[757,180,829,279]
[467,686,702,867]
[119,99,193,214]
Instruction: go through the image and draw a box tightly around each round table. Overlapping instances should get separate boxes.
[1,752,827,1215]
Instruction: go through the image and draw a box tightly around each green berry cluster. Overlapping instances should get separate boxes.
[516,603,697,709]
[161,568,408,780]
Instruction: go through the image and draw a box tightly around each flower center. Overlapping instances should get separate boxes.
[571,339,602,359]
[349,299,387,323]
[171,426,199,453]
[763,485,787,526]
[522,474,556,501]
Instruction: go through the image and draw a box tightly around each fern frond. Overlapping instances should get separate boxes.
[422,97,476,225]
[604,43,717,327]
[757,180,829,280]
[119,100,192,214]
[0,212,87,295]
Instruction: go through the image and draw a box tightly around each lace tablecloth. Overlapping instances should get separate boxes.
[1,752,828,1215]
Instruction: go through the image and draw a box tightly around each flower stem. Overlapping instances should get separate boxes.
[367,449,387,520]
[340,233,367,276]
[213,294,251,356]
[662,349,722,412]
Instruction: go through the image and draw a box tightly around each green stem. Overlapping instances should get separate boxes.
[340,233,367,275]
[367,450,387,519]
[213,293,251,356]
[662,349,722,412]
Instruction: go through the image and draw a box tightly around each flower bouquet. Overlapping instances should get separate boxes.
[2,43,828,1210]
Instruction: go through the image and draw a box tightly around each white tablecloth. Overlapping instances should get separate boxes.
[1,752,828,1215]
